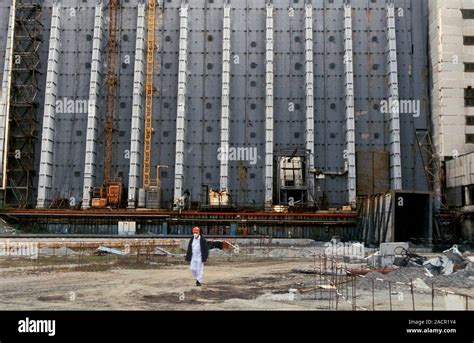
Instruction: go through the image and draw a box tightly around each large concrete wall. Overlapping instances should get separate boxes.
[0,0,430,209]
[429,0,474,160]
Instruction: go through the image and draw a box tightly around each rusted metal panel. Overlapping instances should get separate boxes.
[373,151,390,194]
[106,182,123,206]
[91,198,107,208]
[356,150,389,196]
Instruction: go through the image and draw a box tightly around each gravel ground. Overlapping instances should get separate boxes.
[357,264,474,289]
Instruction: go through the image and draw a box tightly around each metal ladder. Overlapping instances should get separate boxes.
[143,0,157,189]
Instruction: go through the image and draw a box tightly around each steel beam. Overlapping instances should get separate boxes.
[304,3,314,206]
[386,2,402,190]
[219,2,231,192]
[173,2,189,206]
[0,1,16,191]
[37,4,61,209]
[344,2,356,207]
[82,4,104,209]
[264,2,274,210]
[127,3,146,208]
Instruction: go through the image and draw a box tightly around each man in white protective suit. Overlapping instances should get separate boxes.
[185,226,209,286]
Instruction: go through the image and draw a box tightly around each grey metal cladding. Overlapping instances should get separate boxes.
[16,0,428,206]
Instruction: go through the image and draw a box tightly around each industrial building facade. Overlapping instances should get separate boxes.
[429,0,474,160]
[0,0,431,213]
[430,0,474,242]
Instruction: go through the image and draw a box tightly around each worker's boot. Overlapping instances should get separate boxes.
[196,280,201,287]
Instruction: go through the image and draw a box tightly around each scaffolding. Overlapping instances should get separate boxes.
[416,130,446,210]
[6,0,43,207]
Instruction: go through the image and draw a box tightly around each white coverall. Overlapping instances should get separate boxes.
[190,236,204,283]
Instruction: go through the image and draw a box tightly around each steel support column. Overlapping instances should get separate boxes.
[304,2,315,206]
[386,2,402,190]
[82,4,104,209]
[264,2,274,211]
[37,4,60,209]
[219,1,231,192]
[173,2,189,207]
[344,2,356,207]
[0,1,16,192]
[127,3,146,208]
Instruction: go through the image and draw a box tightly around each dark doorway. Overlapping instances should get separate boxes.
[394,192,432,243]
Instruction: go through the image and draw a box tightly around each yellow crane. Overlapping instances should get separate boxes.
[91,0,121,209]
[104,0,119,185]
[143,0,157,189]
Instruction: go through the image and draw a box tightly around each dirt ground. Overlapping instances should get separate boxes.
[0,255,472,311]
[0,258,321,310]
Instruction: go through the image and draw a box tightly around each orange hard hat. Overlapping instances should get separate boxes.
[192,227,200,233]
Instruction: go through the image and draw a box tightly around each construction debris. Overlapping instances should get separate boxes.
[0,218,16,235]
[154,247,184,256]
[366,243,427,268]
[298,285,335,293]
[349,243,474,292]
[423,255,454,275]
[413,278,430,290]
[393,249,427,267]
[380,242,409,266]
[443,245,469,270]
[292,269,319,275]
[347,268,395,276]
[95,246,128,256]
[423,245,469,275]
[291,268,342,276]
[365,251,382,267]
[357,264,474,290]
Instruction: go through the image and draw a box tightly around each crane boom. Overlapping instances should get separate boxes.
[143,0,157,188]
[104,0,119,184]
